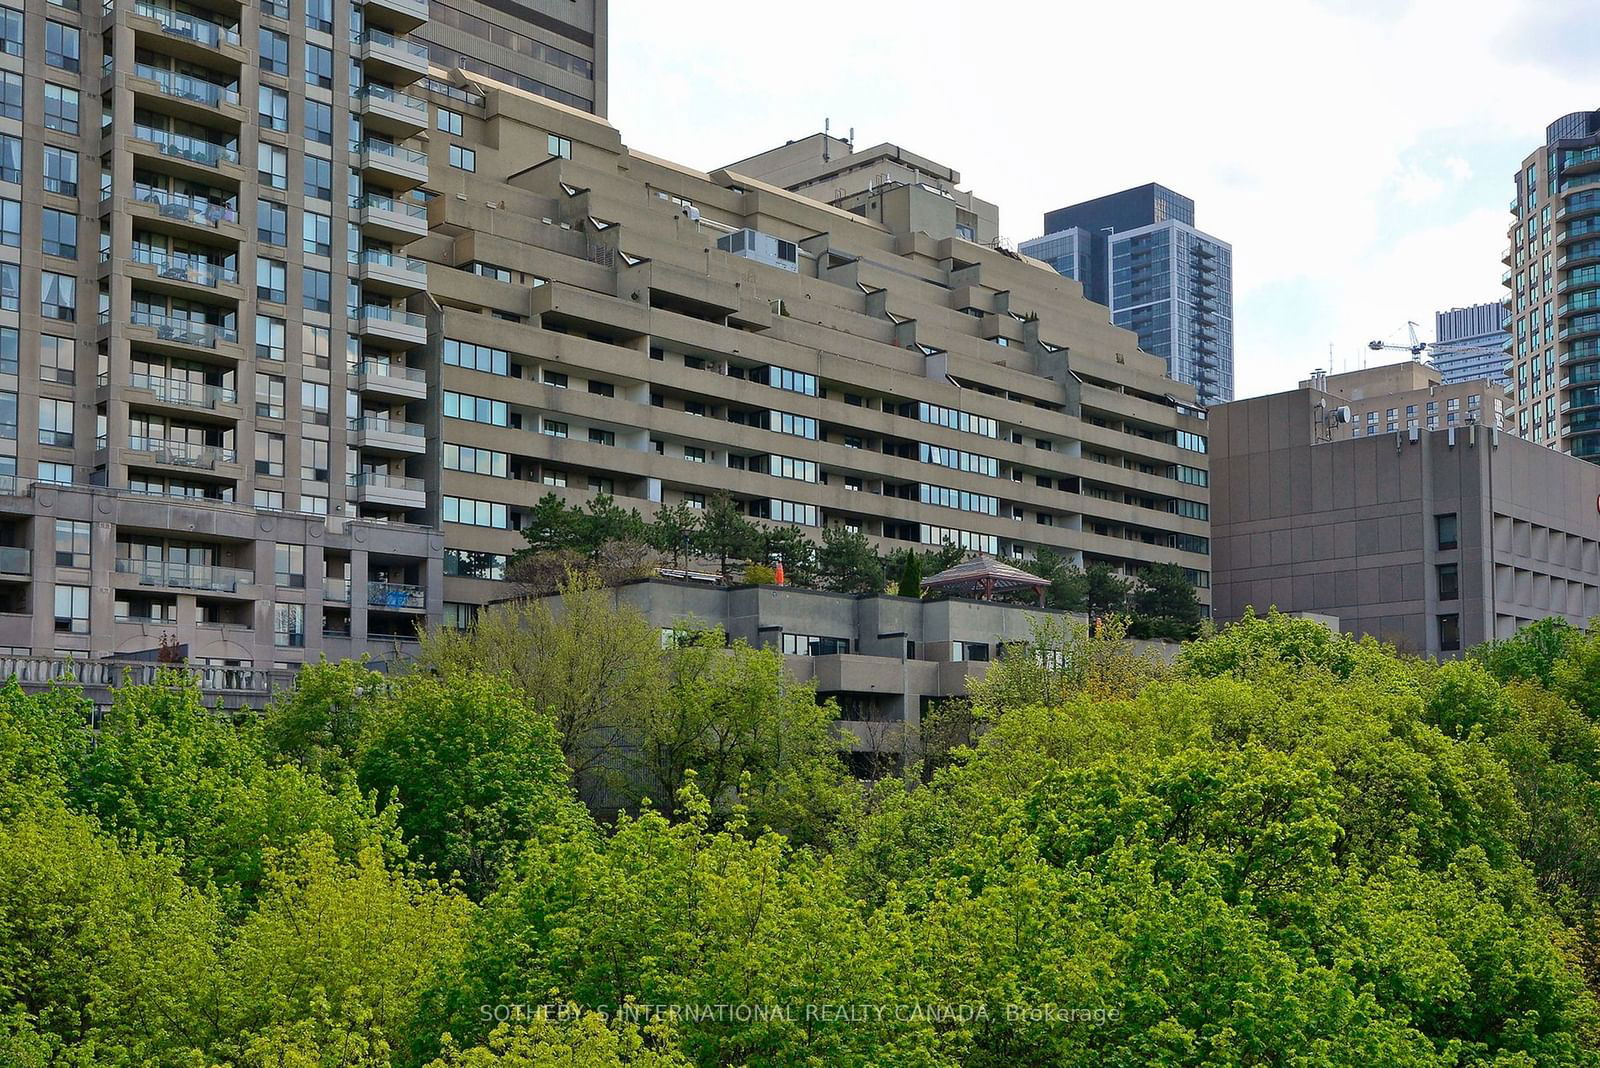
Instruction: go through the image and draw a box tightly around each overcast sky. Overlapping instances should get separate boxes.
[609,0,1599,398]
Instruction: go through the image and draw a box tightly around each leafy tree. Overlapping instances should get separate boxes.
[415,572,663,785]
[759,524,818,587]
[425,1014,694,1067]
[815,525,884,594]
[694,491,758,579]
[1018,548,1087,611]
[260,657,391,783]
[359,674,583,898]
[1472,616,1582,687]
[519,492,586,557]
[1128,561,1203,640]
[646,502,702,571]
[895,549,922,598]
[0,679,89,819]
[1082,561,1132,617]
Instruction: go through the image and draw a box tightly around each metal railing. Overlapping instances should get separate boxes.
[130,248,238,287]
[349,415,424,437]
[348,471,426,493]
[360,248,428,274]
[368,581,425,609]
[128,309,238,347]
[354,138,428,167]
[129,373,237,408]
[133,127,239,167]
[352,304,427,330]
[127,436,238,468]
[131,1,242,47]
[0,546,29,575]
[324,577,352,603]
[354,191,427,220]
[355,83,426,113]
[353,27,429,58]
[355,360,426,382]
[133,64,240,107]
[132,186,239,228]
[114,557,254,592]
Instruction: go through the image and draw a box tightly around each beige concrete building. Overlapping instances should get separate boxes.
[726,133,1001,246]
[1212,380,1600,657]
[1299,361,1509,439]
[2,0,1208,673]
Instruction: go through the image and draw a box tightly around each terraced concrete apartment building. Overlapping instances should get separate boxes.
[0,0,1207,669]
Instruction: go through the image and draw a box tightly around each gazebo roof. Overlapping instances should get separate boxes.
[921,556,1048,599]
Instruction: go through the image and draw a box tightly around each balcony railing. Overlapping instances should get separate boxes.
[131,248,239,287]
[132,186,239,228]
[323,577,352,603]
[349,415,424,437]
[128,309,238,348]
[133,64,240,108]
[0,546,29,576]
[360,248,428,275]
[352,304,427,330]
[354,83,426,113]
[348,471,426,492]
[355,138,429,167]
[133,127,240,167]
[354,27,429,59]
[131,1,242,47]
[129,373,237,408]
[368,581,424,609]
[353,192,427,220]
[114,557,254,592]
[355,360,426,382]
[127,436,237,468]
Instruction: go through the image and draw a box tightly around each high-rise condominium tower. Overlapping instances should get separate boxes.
[1430,303,1511,388]
[1023,184,1234,406]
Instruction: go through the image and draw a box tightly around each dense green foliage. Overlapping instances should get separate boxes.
[5,611,1600,1064]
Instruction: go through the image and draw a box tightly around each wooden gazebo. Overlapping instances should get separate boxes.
[921,556,1049,606]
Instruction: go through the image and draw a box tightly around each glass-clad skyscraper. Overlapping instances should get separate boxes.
[1430,303,1510,387]
[1024,184,1234,405]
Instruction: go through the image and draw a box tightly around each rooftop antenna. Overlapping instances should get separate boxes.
[848,126,854,151]
[823,118,830,163]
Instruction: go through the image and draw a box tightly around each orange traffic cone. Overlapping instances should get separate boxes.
[774,562,786,586]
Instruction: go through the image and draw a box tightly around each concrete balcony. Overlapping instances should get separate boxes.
[354,193,428,244]
[353,361,428,401]
[126,3,247,68]
[354,28,429,84]
[360,0,429,32]
[126,188,244,244]
[357,249,428,295]
[127,66,246,128]
[348,472,426,509]
[126,249,243,302]
[113,557,254,595]
[349,416,426,455]
[125,435,240,474]
[351,305,427,348]
[354,138,429,190]
[122,309,242,361]
[367,580,426,611]
[355,84,428,137]
[127,130,244,187]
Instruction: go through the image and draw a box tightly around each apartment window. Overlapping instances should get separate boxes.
[301,494,327,516]
[54,520,89,568]
[542,369,568,389]
[686,493,705,509]
[258,85,289,131]
[1436,513,1459,551]
[255,373,286,419]
[38,462,71,485]
[300,382,329,424]
[541,419,568,438]
[305,0,332,32]
[255,489,284,509]
[260,144,288,189]
[45,21,79,72]
[0,7,19,55]
[589,476,613,494]
[274,603,305,647]
[0,197,15,245]
[1438,613,1461,653]
[449,145,476,172]
[442,339,509,375]
[442,496,509,528]
[300,437,329,481]
[588,379,615,398]
[54,584,88,634]
[40,272,75,321]
[443,390,508,426]
[301,212,333,258]
[0,72,20,121]
[261,28,289,75]
[38,398,72,448]
[0,133,20,183]
[0,389,15,437]
[244,210,287,261]
[444,550,507,580]
[43,85,78,134]
[303,156,332,200]
[304,99,332,145]
[444,443,508,477]
[303,324,331,369]
[305,44,333,89]
[42,210,76,259]
[541,470,566,487]
[684,446,706,463]
[257,258,287,303]
[437,107,463,135]
[302,268,331,312]
[0,326,14,374]
[547,134,572,159]
[1437,563,1459,601]
[781,633,850,657]
[256,315,286,361]
[256,431,285,476]
[274,543,305,588]
[589,428,615,447]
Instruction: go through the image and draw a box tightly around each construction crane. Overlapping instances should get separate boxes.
[1368,321,1428,358]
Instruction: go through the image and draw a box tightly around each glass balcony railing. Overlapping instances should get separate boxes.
[353,191,427,219]
[348,471,426,492]
[115,557,253,592]
[0,546,28,575]
[129,373,237,408]
[354,27,429,59]
[356,360,426,382]
[127,436,237,468]
[355,83,426,113]
[354,138,429,167]
[133,65,240,108]
[352,304,426,330]
[360,249,428,274]
[368,580,425,609]
[131,186,239,227]
[133,126,240,167]
[131,1,242,47]
[130,248,238,287]
[324,577,352,603]
[128,309,238,347]
[349,415,424,437]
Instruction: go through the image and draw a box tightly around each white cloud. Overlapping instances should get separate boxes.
[608,0,1593,397]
